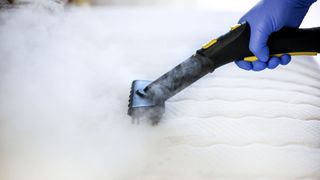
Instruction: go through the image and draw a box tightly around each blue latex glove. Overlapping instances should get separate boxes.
[235,0,317,71]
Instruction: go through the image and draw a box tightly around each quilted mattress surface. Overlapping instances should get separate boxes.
[0,4,319,180]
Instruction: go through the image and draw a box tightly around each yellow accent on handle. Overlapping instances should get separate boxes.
[202,39,218,49]
[230,24,241,31]
[202,24,241,50]
[244,52,318,62]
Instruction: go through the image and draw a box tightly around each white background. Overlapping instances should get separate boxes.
[94,0,319,27]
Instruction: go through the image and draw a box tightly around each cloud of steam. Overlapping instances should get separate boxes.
[0,2,162,180]
[2,2,319,180]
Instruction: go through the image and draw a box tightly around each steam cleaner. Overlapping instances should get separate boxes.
[128,22,320,125]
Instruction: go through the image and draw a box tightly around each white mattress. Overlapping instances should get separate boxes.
[0,4,319,180]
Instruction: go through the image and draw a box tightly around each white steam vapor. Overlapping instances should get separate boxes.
[0,2,162,180]
[1,2,320,180]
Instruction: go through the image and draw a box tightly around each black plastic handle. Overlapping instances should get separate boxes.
[197,22,320,69]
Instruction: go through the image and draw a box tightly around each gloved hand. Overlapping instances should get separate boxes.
[235,0,317,71]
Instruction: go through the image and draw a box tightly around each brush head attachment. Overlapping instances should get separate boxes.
[128,80,165,125]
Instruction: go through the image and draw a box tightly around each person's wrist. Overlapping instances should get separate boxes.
[292,0,317,7]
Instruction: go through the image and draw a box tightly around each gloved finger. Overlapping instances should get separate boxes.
[249,27,270,63]
[268,56,281,69]
[235,60,253,71]
[252,60,267,71]
[280,54,291,65]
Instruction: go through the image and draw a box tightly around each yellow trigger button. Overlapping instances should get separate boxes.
[244,52,318,62]
[230,24,241,31]
[202,39,218,49]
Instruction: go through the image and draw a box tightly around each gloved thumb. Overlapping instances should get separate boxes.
[248,27,270,62]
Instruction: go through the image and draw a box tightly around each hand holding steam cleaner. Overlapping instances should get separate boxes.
[236,0,318,71]
[128,0,320,124]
